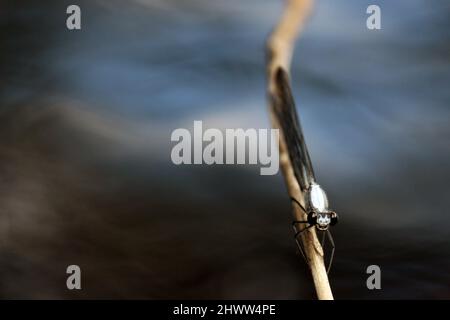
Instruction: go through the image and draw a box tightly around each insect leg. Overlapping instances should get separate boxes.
[290,197,307,213]
[292,220,308,226]
[293,223,314,239]
[321,229,326,249]
[326,230,336,274]
[290,196,314,265]
[292,224,314,264]
[294,236,308,264]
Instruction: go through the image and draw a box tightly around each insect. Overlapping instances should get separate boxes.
[272,67,339,273]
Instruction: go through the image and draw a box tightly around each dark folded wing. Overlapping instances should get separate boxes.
[271,67,316,191]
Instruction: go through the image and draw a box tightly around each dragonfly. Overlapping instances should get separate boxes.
[272,67,339,273]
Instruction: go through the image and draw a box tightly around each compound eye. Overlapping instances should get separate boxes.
[307,212,317,225]
[330,211,339,226]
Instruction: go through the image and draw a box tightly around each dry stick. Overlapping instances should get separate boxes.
[266,0,334,300]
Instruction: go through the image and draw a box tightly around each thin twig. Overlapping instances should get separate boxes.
[266,0,334,300]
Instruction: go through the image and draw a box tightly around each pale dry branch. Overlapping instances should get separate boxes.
[266,0,334,300]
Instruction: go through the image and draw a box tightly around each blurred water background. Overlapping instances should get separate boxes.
[1,0,449,299]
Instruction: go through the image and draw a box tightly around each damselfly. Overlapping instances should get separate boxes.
[272,67,339,273]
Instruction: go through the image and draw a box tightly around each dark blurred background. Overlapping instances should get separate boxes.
[1,0,449,299]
